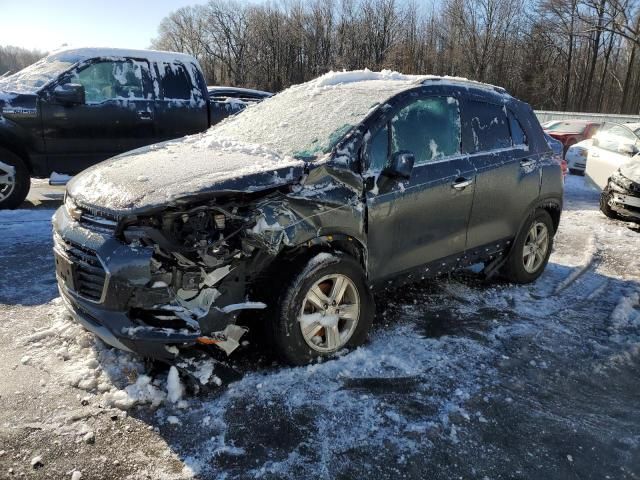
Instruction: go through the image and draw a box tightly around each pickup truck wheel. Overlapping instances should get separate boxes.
[502,210,554,284]
[0,148,30,210]
[272,252,374,366]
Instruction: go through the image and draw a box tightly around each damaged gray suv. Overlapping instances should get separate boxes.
[53,72,563,366]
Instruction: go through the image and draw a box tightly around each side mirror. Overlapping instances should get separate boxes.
[53,83,85,105]
[618,143,639,156]
[383,151,415,179]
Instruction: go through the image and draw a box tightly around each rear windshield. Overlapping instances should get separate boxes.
[545,121,588,134]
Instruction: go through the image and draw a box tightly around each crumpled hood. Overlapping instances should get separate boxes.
[67,133,307,214]
[619,158,640,184]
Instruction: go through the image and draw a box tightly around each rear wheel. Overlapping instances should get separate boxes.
[502,210,554,284]
[0,148,30,210]
[599,187,621,220]
[271,252,374,365]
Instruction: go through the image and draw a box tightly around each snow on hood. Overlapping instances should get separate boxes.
[619,158,640,182]
[67,134,305,212]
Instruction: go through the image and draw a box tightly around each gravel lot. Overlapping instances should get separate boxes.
[0,176,638,479]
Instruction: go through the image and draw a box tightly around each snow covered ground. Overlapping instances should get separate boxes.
[0,176,639,479]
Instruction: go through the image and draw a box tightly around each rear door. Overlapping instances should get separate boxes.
[365,94,476,281]
[463,99,541,250]
[153,61,209,141]
[41,58,156,174]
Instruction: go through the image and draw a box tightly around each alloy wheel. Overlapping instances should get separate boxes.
[522,221,549,273]
[299,274,360,352]
[0,160,16,202]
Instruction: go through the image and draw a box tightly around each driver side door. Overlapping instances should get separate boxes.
[364,94,476,282]
[40,58,156,175]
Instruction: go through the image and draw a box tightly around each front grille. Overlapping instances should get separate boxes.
[79,212,118,233]
[56,235,108,302]
[76,206,120,233]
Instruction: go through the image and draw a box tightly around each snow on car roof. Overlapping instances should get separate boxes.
[48,46,198,65]
[311,69,508,94]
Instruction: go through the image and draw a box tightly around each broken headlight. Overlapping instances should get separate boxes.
[610,171,632,192]
[64,194,83,221]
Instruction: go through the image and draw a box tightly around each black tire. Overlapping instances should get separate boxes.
[599,187,621,220]
[271,252,374,366]
[502,209,554,284]
[0,147,30,210]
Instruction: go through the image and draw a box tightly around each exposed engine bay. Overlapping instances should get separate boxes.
[111,196,284,356]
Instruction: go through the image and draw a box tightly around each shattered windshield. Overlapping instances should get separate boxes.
[210,80,414,160]
[0,51,85,94]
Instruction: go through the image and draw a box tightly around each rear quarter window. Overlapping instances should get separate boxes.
[462,100,511,153]
[508,111,528,147]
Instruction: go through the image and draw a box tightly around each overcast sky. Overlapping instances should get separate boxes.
[0,0,212,52]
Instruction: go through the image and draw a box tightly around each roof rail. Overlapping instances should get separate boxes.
[418,76,509,95]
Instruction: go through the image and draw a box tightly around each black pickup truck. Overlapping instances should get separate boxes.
[0,47,270,209]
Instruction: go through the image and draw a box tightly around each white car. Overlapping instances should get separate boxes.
[585,122,640,190]
[565,139,592,174]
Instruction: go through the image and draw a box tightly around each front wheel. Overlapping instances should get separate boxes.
[0,148,30,210]
[502,210,554,284]
[272,252,374,365]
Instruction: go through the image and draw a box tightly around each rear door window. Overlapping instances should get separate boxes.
[462,101,511,153]
[159,62,192,100]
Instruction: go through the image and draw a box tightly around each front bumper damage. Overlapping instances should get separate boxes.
[52,205,265,363]
[607,175,640,221]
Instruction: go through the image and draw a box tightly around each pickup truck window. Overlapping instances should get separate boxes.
[70,60,145,103]
[159,62,192,100]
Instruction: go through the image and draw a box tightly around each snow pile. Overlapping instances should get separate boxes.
[19,300,182,411]
[312,68,425,87]
[609,291,640,334]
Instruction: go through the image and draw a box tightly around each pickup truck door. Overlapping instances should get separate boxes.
[152,61,209,142]
[365,95,476,281]
[40,58,156,175]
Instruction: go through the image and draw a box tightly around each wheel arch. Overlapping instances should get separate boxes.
[0,139,33,174]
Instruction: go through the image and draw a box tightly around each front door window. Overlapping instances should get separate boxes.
[69,60,145,103]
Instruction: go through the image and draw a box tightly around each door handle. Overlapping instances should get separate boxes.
[137,111,153,120]
[452,178,473,190]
